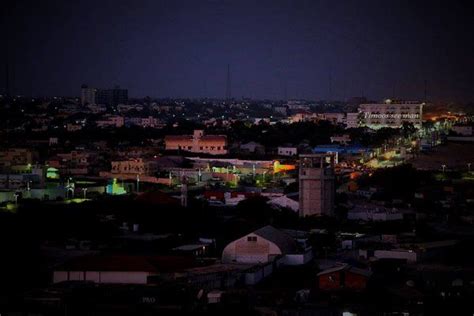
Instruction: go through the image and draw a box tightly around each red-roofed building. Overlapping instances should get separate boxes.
[317,264,372,291]
[165,130,228,155]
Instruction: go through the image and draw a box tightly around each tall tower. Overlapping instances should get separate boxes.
[299,154,335,217]
[225,64,231,100]
[5,62,10,98]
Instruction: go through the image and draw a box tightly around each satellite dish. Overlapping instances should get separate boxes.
[197,289,204,299]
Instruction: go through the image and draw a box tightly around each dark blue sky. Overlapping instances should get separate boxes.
[3,0,474,101]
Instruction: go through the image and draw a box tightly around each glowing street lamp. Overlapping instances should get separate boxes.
[82,188,88,199]
[441,164,447,173]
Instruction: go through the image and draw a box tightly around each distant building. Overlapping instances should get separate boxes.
[319,113,345,124]
[330,134,351,145]
[165,130,228,155]
[317,264,372,291]
[345,112,360,129]
[0,148,38,170]
[240,141,265,155]
[347,204,405,222]
[127,116,161,128]
[359,100,423,129]
[451,125,473,136]
[96,115,125,128]
[111,158,158,176]
[299,154,335,217]
[96,86,128,106]
[268,195,299,212]
[53,255,196,285]
[81,84,97,106]
[222,225,312,265]
[278,146,298,157]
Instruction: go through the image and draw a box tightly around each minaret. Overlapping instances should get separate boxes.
[5,61,10,98]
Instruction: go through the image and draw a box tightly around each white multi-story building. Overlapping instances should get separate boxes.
[345,112,360,129]
[358,100,423,129]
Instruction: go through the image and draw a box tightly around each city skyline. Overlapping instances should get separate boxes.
[3,0,474,102]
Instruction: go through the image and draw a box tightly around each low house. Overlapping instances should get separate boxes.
[330,134,351,145]
[222,225,312,265]
[359,240,458,263]
[172,244,209,257]
[278,146,298,157]
[317,264,372,291]
[240,142,265,155]
[53,255,196,285]
[268,195,299,212]
[347,205,405,222]
[164,130,228,155]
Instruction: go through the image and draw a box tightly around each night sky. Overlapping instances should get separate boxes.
[3,0,474,101]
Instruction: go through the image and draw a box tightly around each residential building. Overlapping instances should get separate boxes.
[96,115,125,128]
[452,125,473,136]
[317,264,372,291]
[240,142,265,155]
[164,130,228,155]
[268,195,299,212]
[111,158,158,175]
[345,112,360,129]
[0,148,38,170]
[278,146,298,157]
[127,116,161,128]
[330,134,351,145]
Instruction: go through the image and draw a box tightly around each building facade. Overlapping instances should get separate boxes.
[345,112,360,129]
[81,84,97,106]
[165,130,228,155]
[358,100,423,129]
[221,226,300,264]
[111,158,158,175]
[299,154,335,217]
[96,86,128,106]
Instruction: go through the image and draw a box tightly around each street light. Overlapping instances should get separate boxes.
[82,188,88,199]
[441,164,447,173]
[136,174,140,193]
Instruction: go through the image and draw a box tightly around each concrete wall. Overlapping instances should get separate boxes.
[244,262,274,285]
[373,250,418,263]
[282,250,313,265]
